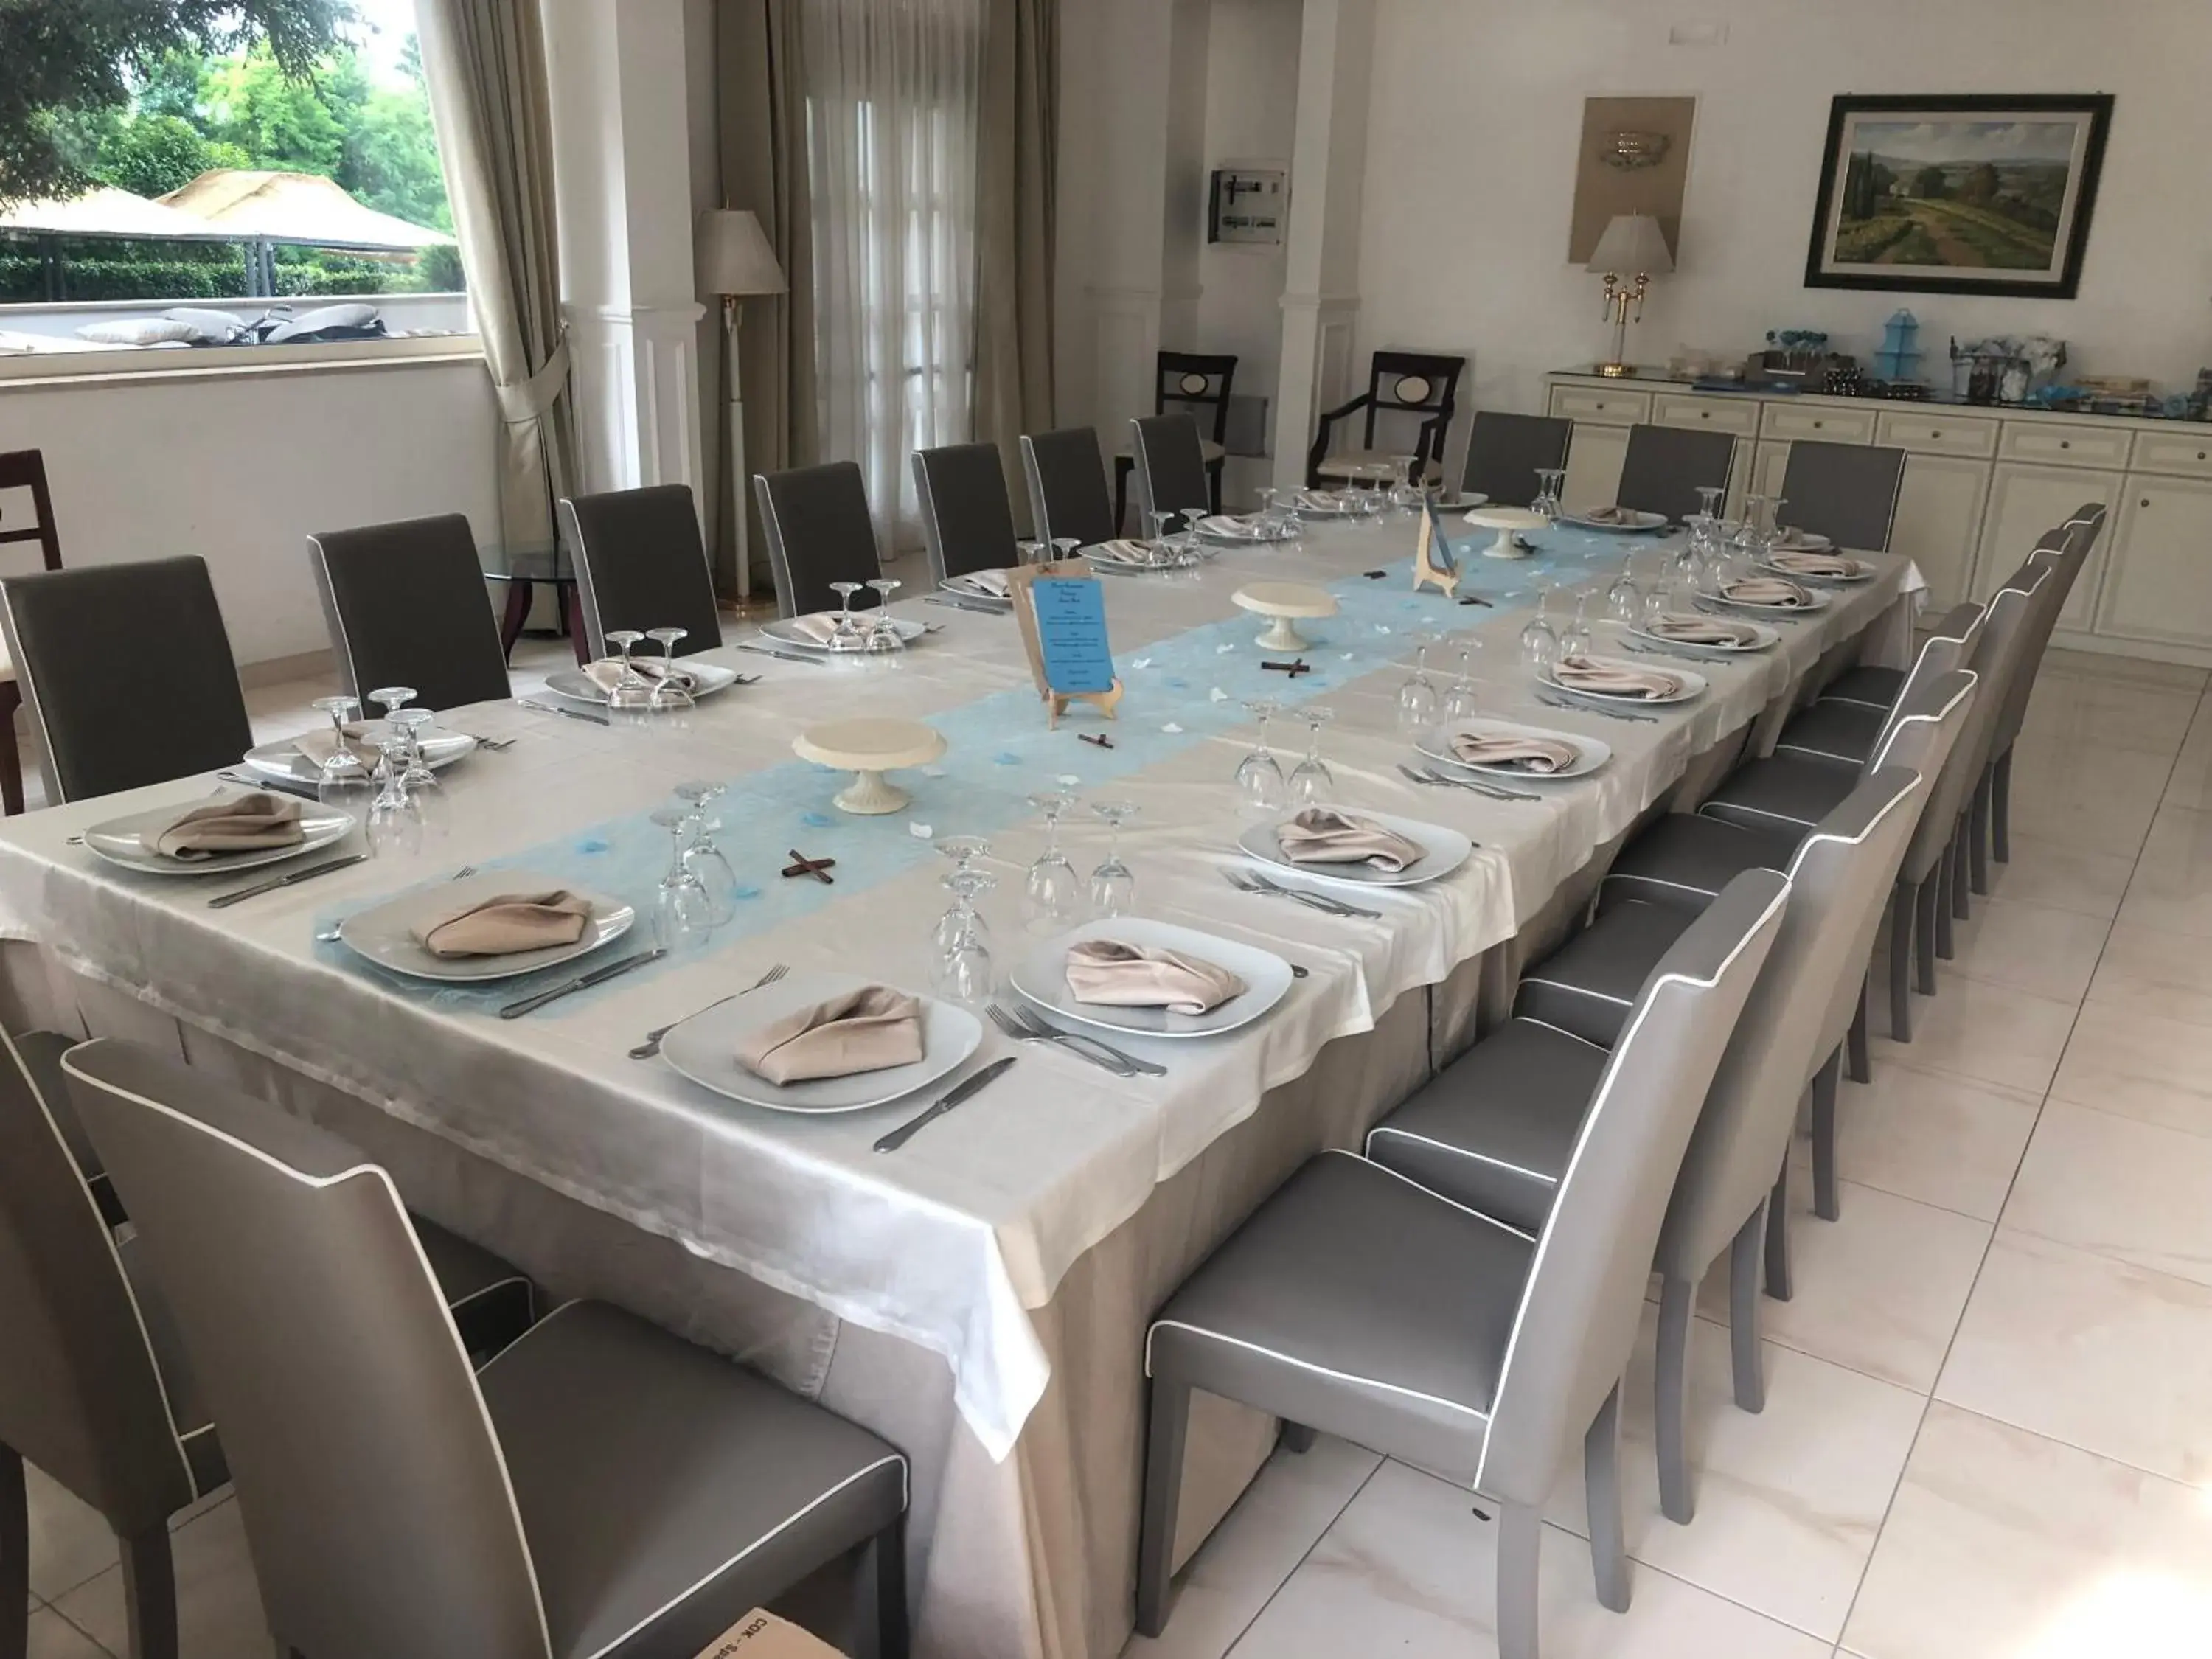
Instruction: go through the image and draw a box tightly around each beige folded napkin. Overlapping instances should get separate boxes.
[293,722,378,769]
[1450,731,1582,773]
[1647,614,1761,647]
[781,613,855,646]
[1767,549,1860,579]
[409,889,593,959]
[584,657,699,693]
[1721,576,1814,608]
[1275,807,1427,872]
[1065,939,1248,1015]
[734,986,925,1084]
[1576,504,1633,524]
[1089,539,1168,566]
[952,569,1011,598]
[1199,515,1262,538]
[1550,655,1684,700]
[1294,489,1352,511]
[151,793,305,860]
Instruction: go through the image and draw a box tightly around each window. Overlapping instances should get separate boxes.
[0,0,467,363]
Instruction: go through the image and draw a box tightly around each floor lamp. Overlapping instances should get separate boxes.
[697,208,788,607]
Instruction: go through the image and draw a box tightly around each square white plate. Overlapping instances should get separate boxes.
[335,870,635,983]
[661,970,981,1113]
[1237,808,1472,888]
[547,660,745,703]
[1416,718,1612,781]
[84,793,355,877]
[244,723,477,785]
[1012,918,1293,1040]
[759,616,930,653]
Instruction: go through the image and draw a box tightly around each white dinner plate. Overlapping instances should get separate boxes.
[1416,718,1613,781]
[1759,554,1875,585]
[335,871,635,984]
[1290,490,1362,516]
[661,970,982,1114]
[1013,918,1294,1040]
[1237,809,1472,889]
[83,793,355,877]
[1538,654,1708,707]
[243,723,478,785]
[1196,515,1276,542]
[1770,531,1833,552]
[1080,543,1179,574]
[941,572,1012,602]
[547,660,746,703]
[1707,583,1832,617]
[1559,508,1670,533]
[1630,615,1780,655]
[1431,492,1489,511]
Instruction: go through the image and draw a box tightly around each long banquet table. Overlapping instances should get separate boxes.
[0,514,1916,1659]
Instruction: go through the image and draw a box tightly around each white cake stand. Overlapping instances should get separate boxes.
[1464,506,1548,560]
[1231,582,1338,651]
[793,717,947,815]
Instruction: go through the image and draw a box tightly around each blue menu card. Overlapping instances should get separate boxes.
[1032,577,1116,695]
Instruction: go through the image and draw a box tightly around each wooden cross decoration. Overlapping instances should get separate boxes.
[1078,732,1115,749]
[782,849,837,885]
[1261,658,1312,677]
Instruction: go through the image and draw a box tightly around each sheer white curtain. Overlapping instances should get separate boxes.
[803,0,984,546]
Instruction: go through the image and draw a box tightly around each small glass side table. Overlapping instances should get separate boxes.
[479,541,591,665]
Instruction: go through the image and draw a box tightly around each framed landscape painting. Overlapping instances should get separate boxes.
[1804,94,2113,297]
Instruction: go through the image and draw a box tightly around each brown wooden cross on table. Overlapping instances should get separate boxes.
[1261,658,1312,678]
[782,849,836,884]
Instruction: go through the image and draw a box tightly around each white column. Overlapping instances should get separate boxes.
[543,0,706,497]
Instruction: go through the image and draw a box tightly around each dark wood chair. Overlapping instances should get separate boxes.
[1112,352,1237,533]
[1307,352,1464,488]
[0,449,64,815]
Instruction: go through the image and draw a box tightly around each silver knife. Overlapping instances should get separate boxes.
[517,698,611,726]
[217,769,321,801]
[737,641,827,664]
[925,595,1005,614]
[874,1055,1017,1152]
[499,946,667,1019]
[208,852,368,909]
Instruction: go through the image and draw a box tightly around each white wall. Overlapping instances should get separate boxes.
[1355,0,2212,417]
[0,358,500,666]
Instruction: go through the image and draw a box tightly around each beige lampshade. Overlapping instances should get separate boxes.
[1586,213,1674,276]
[696,209,787,298]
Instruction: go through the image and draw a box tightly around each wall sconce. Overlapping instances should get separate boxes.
[1601,131,1671,170]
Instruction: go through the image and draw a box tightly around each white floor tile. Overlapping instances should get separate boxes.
[2118,804,2212,939]
[2037,647,2207,693]
[1843,1403,2212,1659]
[2003,1100,2212,1285]
[27,1606,109,1659]
[52,1498,268,1659]
[1940,895,2111,1006]
[2047,1001,2212,1138]
[1225,1459,1830,1659]
[2020,676,2201,757]
[1983,832,2135,920]
[24,1462,116,1607]
[2004,742,2171,858]
[2087,920,2212,1028]
[1868,974,2077,1102]
[1833,1065,2040,1222]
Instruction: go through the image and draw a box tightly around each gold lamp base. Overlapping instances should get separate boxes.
[1594,361,1636,378]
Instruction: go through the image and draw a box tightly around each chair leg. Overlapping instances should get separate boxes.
[1889,883,1916,1037]
[1950,816,1972,924]
[1,1444,25,1659]
[1969,767,1993,896]
[1584,1382,1630,1613]
[119,1523,178,1659]
[1992,748,2013,864]
[1764,1157,1794,1302]
[1496,1500,1543,1659]
[1935,841,1958,959]
[1811,1046,1843,1223]
[1917,874,1943,990]
[1847,972,1871,1083]
[1135,1376,1192,1638]
[1730,1206,1767,1413]
[866,1514,908,1659]
[1655,1273,1697,1524]
[1279,1421,1317,1453]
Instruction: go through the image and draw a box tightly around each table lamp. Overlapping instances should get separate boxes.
[1587,212,1673,379]
[698,208,788,605]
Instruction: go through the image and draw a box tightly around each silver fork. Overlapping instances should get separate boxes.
[460,734,518,751]
[630,962,787,1059]
[988,1003,1144,1077]
[1233,870,1383,919]
[1008,1003,1168,1076]
[1394,762,1538,803]
[1534,692,1658,724]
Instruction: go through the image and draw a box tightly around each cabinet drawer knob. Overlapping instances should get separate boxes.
[2143,498,2152,509]
[2059,440,2070,449]
[1812,420,1824,428]
[1931,429,1942,437]
[2198,451,2208,462]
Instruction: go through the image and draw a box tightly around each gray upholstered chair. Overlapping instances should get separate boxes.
[1110,352,1237,529]
[911,442,1020,584]
[1019,427,1117,552]
[0,1029,532,1659]
[1371,769,1921,1525]
[309,515,512,712]
[751,462,883,622]
[558,483,725,657]
[0,557,254,805]
[1136,871,1790,1659]
[1613,425,1735,524]
[63,1038,908,1659]
[1130,414,1213,526]
[1775,441,1907,552]
[1461,411,1572,509]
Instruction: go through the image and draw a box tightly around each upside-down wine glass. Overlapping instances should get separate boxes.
[866,578,905,653]
[674,780,738,925]
[1519,582,1560,667]
[600,631,656,717]
[386,709,449,842]
[1236,699,1288,815]
[930,869,996,1006]
[933,836,993,949]
[1532,468,1566,522]
[651,805,715,953]
[644,627,695,723]
[827,582,866,650]
[1397,636,1440,734]
[1051,537,1081,567]
[1089,801,1138,918]
[1606,546,1643,624]
[364,731,423,860]
[1559,591,1596,659]
[1290,706,1336,807]
[1023,790,1080,929]
[310,695,375,815]
[1444,641,1483,721]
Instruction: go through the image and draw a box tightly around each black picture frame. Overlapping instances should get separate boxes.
[1803,93,2113,299]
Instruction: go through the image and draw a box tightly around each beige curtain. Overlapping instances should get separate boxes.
[971,0,1057,532]
[716,0,818,596]
[417,0,580,555]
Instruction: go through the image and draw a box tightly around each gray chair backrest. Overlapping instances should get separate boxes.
[751,462,883,622]
[1776,441,1907,553]
[1613,424,1736,524]
[1020,428,1117,550]
[1899,670,1991,888]
[559,483,723,657]
[1953,562,2050,785]
[1460,411,1572,509]
[1990,504,2108,758]
[1478,869,1789,1504]
[0,557,254,804]
[0,1029,200,1534]
[911,442,1020,584]
[64,1040,552,1659]
[1858,599,1985,774]
[308,515,512,712]
[1658,768,1924,1285]
[1130,414,1211,522]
